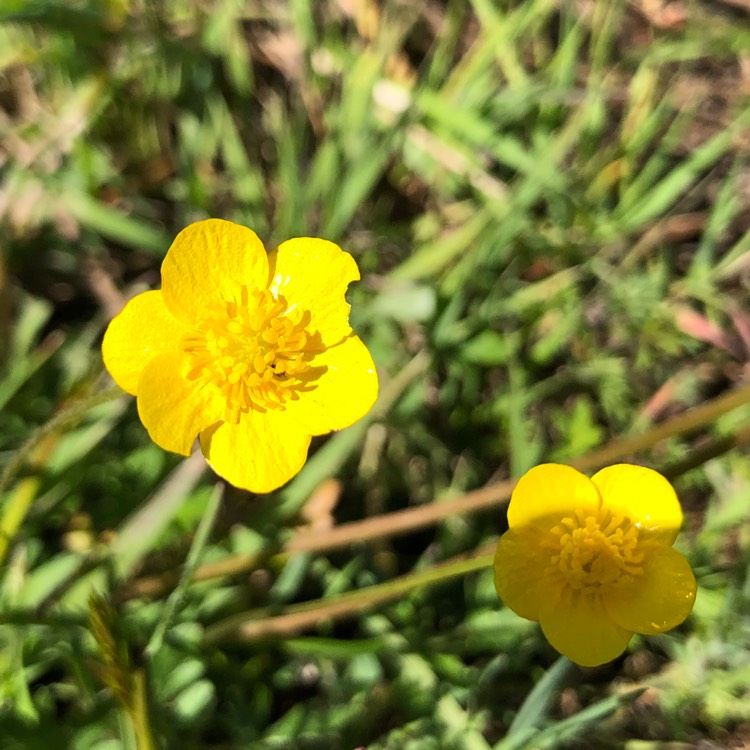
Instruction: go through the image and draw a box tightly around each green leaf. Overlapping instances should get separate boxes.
[61,193,169,253]
[462,331,511,366]
[496,657,576,750]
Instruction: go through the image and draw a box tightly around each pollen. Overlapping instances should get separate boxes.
[544,507,645,592]
[181,286,317,422]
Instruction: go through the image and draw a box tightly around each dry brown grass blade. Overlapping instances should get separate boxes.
[119,380,750,603]
[205,422,750,643]
[289,379,750,554]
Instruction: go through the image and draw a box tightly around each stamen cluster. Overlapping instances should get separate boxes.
[546,508,644,591]
[182,287,313,421]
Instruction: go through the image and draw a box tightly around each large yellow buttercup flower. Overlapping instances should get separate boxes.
[103,219,378,492]
[494,463,696,667]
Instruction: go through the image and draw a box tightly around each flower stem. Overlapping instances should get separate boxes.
[203,549,495,644]
[145,484,224,657]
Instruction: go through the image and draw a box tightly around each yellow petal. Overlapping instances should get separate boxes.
[507,464,600,530]
[161,219,269,324]
[102,291,188,395]
[603,546,696,635]
[268,237,359,347]
[539,593,633,667]
[199,409,312,493]
[593,464,683,544]
[137,352,224,455]
[284,334,378,436]
[494,526,551,621]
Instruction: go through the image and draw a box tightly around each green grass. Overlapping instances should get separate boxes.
[2,0,750,747]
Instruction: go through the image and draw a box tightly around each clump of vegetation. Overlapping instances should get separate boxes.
[2,0,750,747]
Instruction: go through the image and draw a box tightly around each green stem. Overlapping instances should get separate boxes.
[146,484,223,656]
[204,551,494,644]
[660,424,750,480]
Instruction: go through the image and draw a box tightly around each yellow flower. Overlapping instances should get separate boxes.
[102,219,378,492]
[494,463,696,667]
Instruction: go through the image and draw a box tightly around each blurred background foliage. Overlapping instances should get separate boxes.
[2,0,750,747]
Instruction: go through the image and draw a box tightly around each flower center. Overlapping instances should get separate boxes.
[181,286,320,422]
[545,508,644,592]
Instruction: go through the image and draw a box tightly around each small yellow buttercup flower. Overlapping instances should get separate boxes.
[494,463,696,667]
[103,219,378,492]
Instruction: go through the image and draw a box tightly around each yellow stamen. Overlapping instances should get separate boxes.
[181,287,319,422]
[544,507,644,593]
